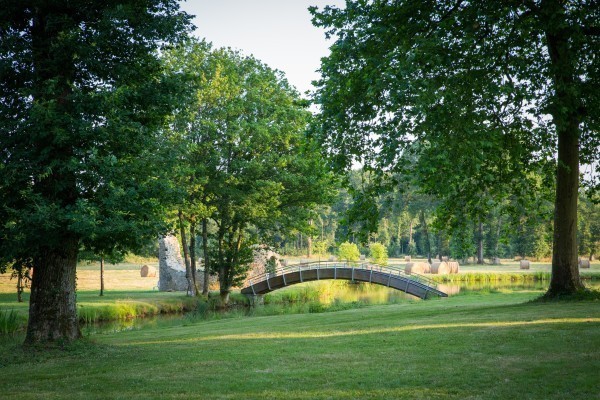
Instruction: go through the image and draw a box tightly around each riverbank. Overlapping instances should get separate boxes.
[1,260,598,335]
[0,291,204,335]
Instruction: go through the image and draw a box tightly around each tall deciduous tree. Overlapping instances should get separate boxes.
[0,1,191,343]
[311,0,599,297]
[164,41,333,303]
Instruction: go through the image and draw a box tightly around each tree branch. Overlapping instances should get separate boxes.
[582,26,600,36]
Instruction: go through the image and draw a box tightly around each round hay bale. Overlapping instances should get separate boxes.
[405,262,430,274]
[579,259,591,269]
[441,256,449,262]
[492,257,501,265]
[447,261,460,274]
[405,256,411,262]
[140,265,157,277]
[431,261,451,274]
[520,260,530,270]
[360,254,366,260]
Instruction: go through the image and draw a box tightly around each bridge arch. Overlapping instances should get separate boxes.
[241,262,447,299]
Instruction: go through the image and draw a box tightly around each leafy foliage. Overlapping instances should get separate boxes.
[310,0,599,294]
[0,1,192,267]
[163,40,334,300]
[0,0,192,341]
[369,243,388,265]
[338,242,360,262]
[313,240,329,256]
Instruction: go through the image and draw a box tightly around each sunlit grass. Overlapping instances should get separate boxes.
[1,289,599,399]
[125,317,600,346]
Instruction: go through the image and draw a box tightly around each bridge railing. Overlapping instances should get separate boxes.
[244,260,441,293]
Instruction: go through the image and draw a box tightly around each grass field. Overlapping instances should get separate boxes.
[1,289,599,399]
[1,259,599,399]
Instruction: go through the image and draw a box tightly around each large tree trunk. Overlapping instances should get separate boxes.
[178,210,195,296]
[202,218,210,296]
[25,240,81,344]
[548,118,582,295]
[544,0,584,296]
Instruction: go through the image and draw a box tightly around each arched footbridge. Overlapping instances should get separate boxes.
[241,261,448,299]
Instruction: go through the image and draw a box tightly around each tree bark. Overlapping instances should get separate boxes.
[494,218,502,259]
[25,239,81,344]
[178,209,195,296]
[189,220,200,296]
[408,219,414,254]
[477,219,484,265]
[220,291,230,304]
[100,257,104,296]
[202,218,210,296]
[17,270,24,303]
[543,0,584,296]
[419,210,431,263]
[307,219,313,258]
[217,228,228,304]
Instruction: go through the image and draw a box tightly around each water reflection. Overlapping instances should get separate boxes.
[83,279,599,336]
[268,279,600,304]
[82,313,182,336]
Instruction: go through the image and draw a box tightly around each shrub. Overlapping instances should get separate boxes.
[313,240,329,256]
[369,243,388,265]
[338,242,360,262]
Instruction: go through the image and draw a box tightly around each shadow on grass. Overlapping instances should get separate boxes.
[533,288,600,303]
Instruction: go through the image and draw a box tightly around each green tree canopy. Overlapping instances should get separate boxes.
[0,1,191,343]
[163,40,334,302]
[311,0,599,296]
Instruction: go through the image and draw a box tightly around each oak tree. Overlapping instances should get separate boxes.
[0,1,191,343]
[311,0,599,296]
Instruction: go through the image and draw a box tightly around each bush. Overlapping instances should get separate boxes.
[308,301,326,313]
[369,243,388,265]
[313,240,329,256]
[338,242,360,262]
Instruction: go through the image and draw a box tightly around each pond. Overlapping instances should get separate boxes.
[263,279,554,305]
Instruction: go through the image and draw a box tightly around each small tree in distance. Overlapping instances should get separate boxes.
[369,243,388,266]
[313,241,329,258]
[338,242,360,263]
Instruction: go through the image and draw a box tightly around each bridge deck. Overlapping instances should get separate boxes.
[241,262,447,299]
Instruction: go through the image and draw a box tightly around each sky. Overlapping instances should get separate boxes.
[178,0,344,96]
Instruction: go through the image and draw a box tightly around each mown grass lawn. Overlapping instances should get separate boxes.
[1,290,599,400]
